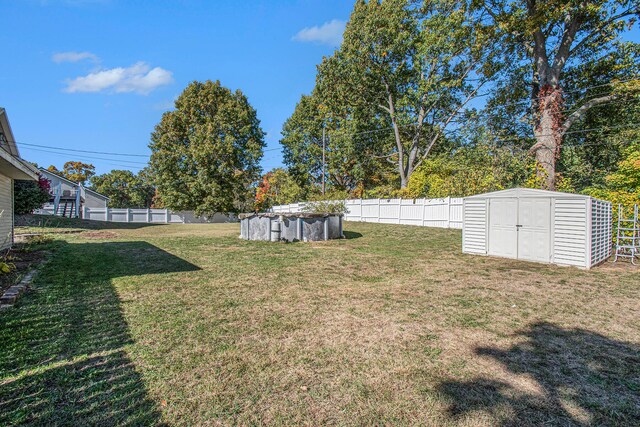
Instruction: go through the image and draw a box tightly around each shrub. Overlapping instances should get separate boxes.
[14,178,51,215]
[301,200,348,214]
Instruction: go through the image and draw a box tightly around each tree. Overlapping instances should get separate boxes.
[316,0,496,188]
[90,169,155,208]
[254,168,304,211]
[14,177,51,215]
[149,80,265,215]
[280,93,380,194]
[477,0,640,190]
[401,143,530,197]
[281,94,327,190]
[47,161,96,185]
[557,42,640,190]
[584,140,640,207]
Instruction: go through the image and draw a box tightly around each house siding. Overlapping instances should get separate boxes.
[83,192,108,208]
[45,174,77,196]
[0,174,13,249]
[38,169,108,215]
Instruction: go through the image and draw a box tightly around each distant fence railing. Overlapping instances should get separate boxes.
[35,206,235,224]
[271,197,463,229]
[82,207,236,224]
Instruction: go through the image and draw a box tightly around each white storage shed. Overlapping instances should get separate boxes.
[462,188,611,269]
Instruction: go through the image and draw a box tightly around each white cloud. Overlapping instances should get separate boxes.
[293,19,346,47]
[64,62,174,95]
[52,51,99,63]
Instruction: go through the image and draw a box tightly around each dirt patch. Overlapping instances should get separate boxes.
[593,260,639,272]
[81,231,119,239]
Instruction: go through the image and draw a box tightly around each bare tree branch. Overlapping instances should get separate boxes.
[551,12,582,81]
[417,85,484,165]
[569,8,640,56]
[561,94,617,133]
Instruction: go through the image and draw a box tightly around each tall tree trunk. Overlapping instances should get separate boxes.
[384,86,409,189]
[533,110,558,190]
[531,84,564,190]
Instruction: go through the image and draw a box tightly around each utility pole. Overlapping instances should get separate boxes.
[322,126,326,196]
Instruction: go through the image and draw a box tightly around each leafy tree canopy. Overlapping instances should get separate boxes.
[399,143,531,198]
[475,0,640,189]
[254,168,304,211]
[149,80,265,215]
[90,169,155,209]
[47,161,96,185]
[313,0,498,188]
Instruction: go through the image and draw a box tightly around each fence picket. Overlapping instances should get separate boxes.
[270,197,463,229]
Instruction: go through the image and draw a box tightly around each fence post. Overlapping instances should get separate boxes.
[105,207,109,222]
[445,196,451,229]
[422,199,426,227]
[359,198,363,222]
[147,208,152,223]
[398,198,402,224]
[126,208,131,223]
[377,198,381,223]
[165,209,169,223]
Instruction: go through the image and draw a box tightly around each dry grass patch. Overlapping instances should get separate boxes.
[1,221,638,425]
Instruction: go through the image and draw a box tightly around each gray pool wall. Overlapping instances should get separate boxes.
[239,213,343,242]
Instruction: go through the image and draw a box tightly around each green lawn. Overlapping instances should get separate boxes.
[1,219,639,426]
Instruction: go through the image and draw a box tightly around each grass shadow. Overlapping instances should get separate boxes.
[0,240,200,425]
[343,230,363,240]
[437,322,640,426]
[16,214,165,231]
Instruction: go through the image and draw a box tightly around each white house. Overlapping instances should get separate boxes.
[462,188,611,269]
[38,168,109,218]
[0,108,40,249]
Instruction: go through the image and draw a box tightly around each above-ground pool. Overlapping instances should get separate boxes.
[239,213,344,242]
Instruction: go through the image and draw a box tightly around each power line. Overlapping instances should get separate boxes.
[561,96,640,114]
[439,123,640,145]
[321,78,640,141]
[18,141,150,157]
[19,140,283,157]
[20,147,147,169]
[563,77,640,95]
[365,123,639,160]
[16,75,637,167]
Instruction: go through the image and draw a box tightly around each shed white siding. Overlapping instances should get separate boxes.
[462,199,487,254]
[462,188,611,269]
[590,199,612,266]
[553,199,588,267]
[0,175,12,249]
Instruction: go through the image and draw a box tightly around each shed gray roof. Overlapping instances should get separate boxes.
[464,188,593,200]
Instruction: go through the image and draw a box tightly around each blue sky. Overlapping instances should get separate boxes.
[0,0,353,175]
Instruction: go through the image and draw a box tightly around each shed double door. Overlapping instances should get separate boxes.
[488,198,551,262]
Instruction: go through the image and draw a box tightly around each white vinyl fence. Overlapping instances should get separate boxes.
[271,197,463,229]
[81,207,235,224]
